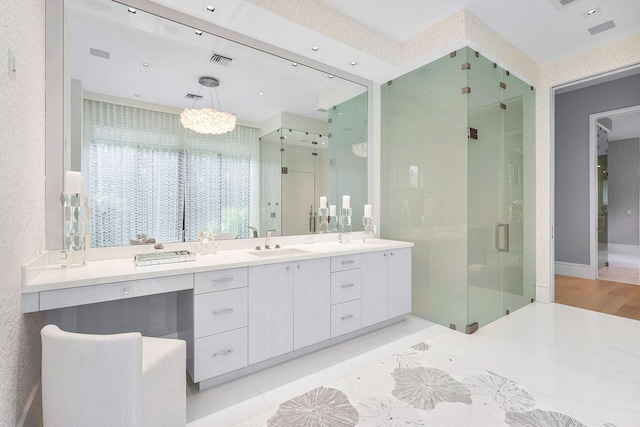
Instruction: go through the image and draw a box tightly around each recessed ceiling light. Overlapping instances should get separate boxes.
[257,91,265,96]
[140,62,150,67]
[582,7,602,17]
[127,7,137,14]
[206,5,215,12]
[291,62,298,67]
[311,46,319,52]
[328,75,334,79]
[195,30,203,35]
[350,61,357,66]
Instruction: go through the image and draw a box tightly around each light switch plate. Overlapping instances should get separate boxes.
[7,49,16,80]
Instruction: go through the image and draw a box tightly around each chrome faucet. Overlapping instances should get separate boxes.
[248,226,258,238]
[265,230,275,249]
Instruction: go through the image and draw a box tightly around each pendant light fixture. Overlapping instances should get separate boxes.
[180,76,236,135]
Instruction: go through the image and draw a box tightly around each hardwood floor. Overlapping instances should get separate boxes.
[555,274,640,321]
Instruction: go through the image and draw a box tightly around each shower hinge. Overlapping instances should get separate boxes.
[461,86,471,94]
[281,167,288,174]
[280,136,285,140]
[493,62,497,69]
[500,103,507,110]
[449,324,456,330]
[475,51,480,58]
[387,80,393,85]
[328,133,332,138]
[531,85,535,91]
[466,322,479,334]
[531,298,535,303]
[312,152,318,156]
[312,141,318,145]
[280,148,285,152]
[506,70,510,76]
[506,309,510,315]
[468,127,478,140]
[450,51,457,58]
[461,62,471,70]
[328,118,332,123]
[500,82,507,89]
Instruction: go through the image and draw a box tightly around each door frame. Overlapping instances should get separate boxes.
[589,104,640,279]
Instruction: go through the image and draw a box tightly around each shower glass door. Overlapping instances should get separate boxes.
[467,51,534,328]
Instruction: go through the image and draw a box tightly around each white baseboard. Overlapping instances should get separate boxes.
[554,261,593,279]
[17,382,41,427]
[605,243,640,255]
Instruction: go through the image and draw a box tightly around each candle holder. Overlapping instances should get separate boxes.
[59,192,93,267]
[317,207,329,233]
[339,207,352,243]
[363,217,375,242]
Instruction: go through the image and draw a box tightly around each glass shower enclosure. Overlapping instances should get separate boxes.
[381,47,536,332]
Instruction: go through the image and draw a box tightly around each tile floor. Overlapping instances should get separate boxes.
[186,303,640,427]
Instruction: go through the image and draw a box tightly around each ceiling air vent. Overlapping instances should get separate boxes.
[588,20,616,35]
[550,0,581,9]
[185,93,203,101]
[89,48,110,59]
[208,53,233,66]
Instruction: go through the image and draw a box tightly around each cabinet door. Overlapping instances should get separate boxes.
[360,251,388,327]
[293,258,330,350]
[248,263,293,364]
[388,248,412,318]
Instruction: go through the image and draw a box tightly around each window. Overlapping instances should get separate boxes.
[84,99,259,247]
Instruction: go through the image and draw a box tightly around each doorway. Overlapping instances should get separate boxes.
[591,106,640,285]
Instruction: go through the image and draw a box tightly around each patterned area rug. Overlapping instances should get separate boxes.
[238,342,616,427]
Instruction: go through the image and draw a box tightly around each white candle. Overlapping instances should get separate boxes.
[320,196,327,209]
[65,171,82,194]
[329,205,336,216]
[342,195,350,209]
[364,204,372,218]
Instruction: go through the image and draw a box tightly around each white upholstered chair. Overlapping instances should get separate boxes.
[41,324,186,427]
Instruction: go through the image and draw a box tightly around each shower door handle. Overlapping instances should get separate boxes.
[498,223,510,253]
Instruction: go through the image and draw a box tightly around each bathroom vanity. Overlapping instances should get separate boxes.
[23,237,412,389]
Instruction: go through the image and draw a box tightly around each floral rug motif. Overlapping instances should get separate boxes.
[238,342,615,427]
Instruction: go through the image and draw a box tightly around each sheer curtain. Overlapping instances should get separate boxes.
[84,99,259,247]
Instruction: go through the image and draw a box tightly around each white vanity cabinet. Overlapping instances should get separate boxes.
[361,248,412,326]
[248,258,330,364]
[387,247,412,318]
[24,238,412,389]
[189,267,249,383]
[248,262,294,364]
[293,258,331,350]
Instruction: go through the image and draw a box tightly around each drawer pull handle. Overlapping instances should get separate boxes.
[123,288,130,294]
[341,283,354,289]
[212,277,233,284]
[212,308,234,316]
[341,260,354,265]
[212,349,234,357]
[341,314,354,321]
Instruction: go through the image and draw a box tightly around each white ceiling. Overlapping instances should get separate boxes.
[608,111,640,142]
[66,0,640,124]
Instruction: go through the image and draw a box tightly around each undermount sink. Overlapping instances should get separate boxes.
[249,248,308,257]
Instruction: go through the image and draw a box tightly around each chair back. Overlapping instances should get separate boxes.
[41,325,143,427]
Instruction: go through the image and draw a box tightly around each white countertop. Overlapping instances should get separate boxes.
[23,239,413,293]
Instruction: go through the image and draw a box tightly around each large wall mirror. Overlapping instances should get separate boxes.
[48,0,369,248]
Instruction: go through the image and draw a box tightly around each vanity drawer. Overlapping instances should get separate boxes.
[194,267,247,294]
[194,327,248,382]
[194,288,248,338]
[331,269,362,305]
[331,254,362,272]
[331,299,362,337]
[39,274,193,310]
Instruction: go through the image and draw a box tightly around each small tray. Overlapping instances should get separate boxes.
[134,250,196,266]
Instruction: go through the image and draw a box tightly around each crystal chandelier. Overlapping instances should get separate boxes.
[181,77,236,135]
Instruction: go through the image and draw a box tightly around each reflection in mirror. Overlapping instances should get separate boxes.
[62,0,368,247]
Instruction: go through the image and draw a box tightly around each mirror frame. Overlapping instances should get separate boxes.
[45,0,374,250]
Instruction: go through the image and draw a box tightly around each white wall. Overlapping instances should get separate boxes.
[0,0,46,425]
